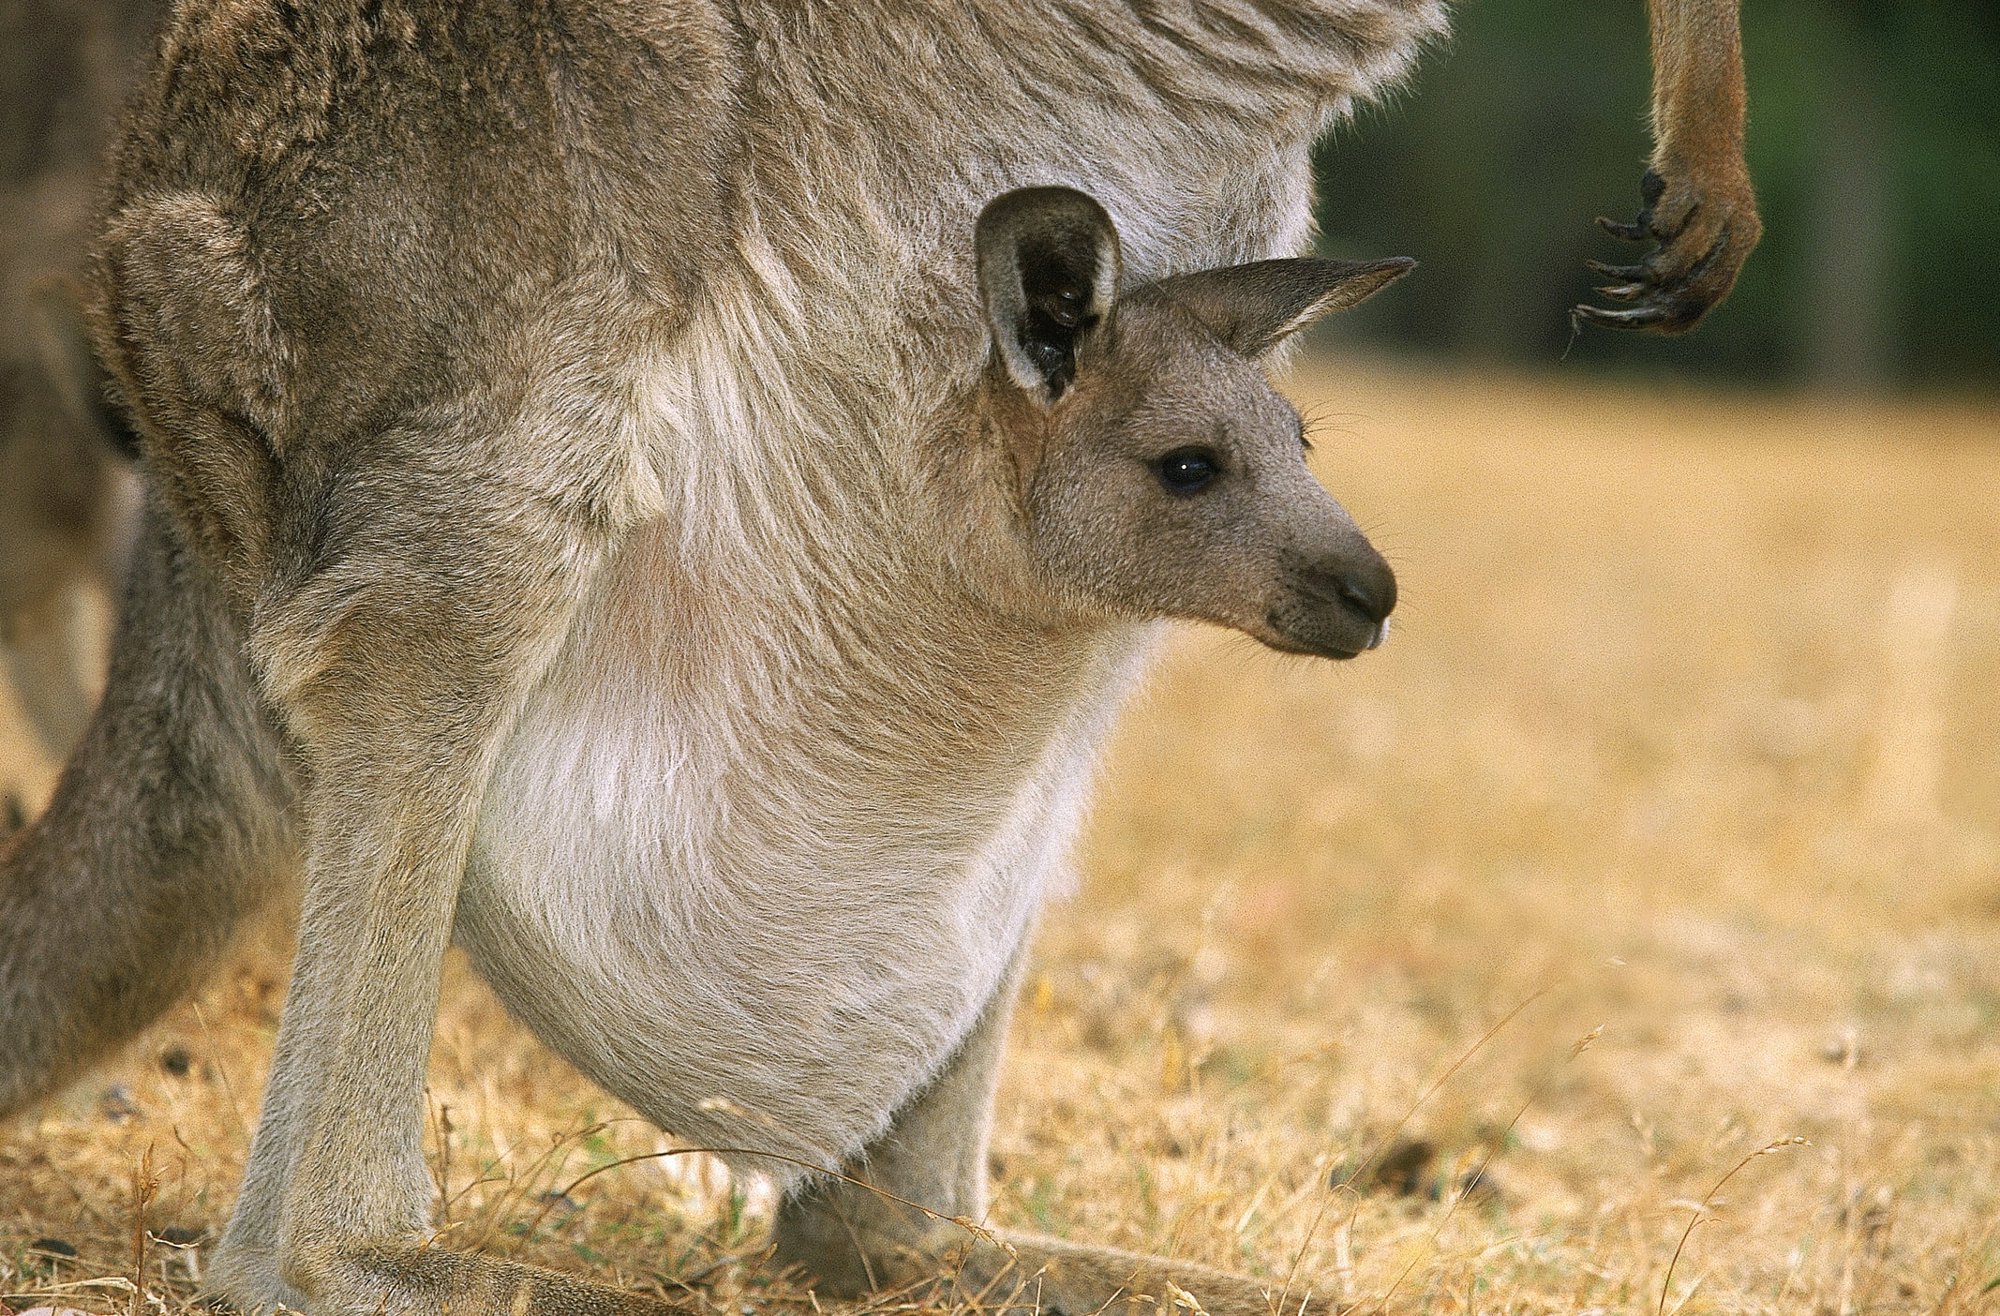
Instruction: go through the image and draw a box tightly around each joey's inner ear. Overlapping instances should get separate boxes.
[974,187,1122,403]
[1152,256,1415,359]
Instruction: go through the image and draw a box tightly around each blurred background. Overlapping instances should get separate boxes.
[1313,0,2000,394]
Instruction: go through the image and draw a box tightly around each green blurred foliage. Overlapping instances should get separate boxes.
[1311,1,2000,393]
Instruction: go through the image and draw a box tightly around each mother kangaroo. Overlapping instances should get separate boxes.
[0,3,1756,1313]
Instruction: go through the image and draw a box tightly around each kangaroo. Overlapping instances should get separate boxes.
[0,0,1757,762]
[1,2,1757,1313]
[0,0,160,783]
[0,0,1755,765]
[16,176,1407,1315]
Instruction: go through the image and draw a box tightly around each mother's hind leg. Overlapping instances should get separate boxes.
[771,961,1282,1316]
[194,419,698,1316]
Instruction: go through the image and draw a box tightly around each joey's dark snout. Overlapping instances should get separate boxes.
[1306,551,1396,629]
[1272,541,1397,659]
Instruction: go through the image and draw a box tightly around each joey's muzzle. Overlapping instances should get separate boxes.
[1264,541,1397,661]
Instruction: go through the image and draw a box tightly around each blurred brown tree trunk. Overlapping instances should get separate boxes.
[1801,28,1895,391]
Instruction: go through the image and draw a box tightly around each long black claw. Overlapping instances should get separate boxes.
[1585,259,1647,281]
[1593,282,1646,303]
[1596,215,1648,241]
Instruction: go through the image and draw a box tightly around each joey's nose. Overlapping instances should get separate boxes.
[1285,551,1397,658]
[1276,546,1397,660]
[1327,555,1397,626]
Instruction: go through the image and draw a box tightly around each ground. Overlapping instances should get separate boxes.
[2,361,1998,1315]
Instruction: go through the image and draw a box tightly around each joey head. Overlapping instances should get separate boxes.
[969,186,1406,659]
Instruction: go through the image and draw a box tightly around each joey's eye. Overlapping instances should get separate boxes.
[1156,447,1221,495]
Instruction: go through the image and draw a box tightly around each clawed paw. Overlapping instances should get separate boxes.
[1575,166,1760,334]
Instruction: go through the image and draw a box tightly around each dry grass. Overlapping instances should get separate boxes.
[4,361,1999,1315]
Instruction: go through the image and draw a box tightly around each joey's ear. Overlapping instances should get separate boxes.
[1153,256,1415,359]
[974,187,1121,403]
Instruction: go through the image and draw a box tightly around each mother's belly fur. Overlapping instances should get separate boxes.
[457,676,1108,1184]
